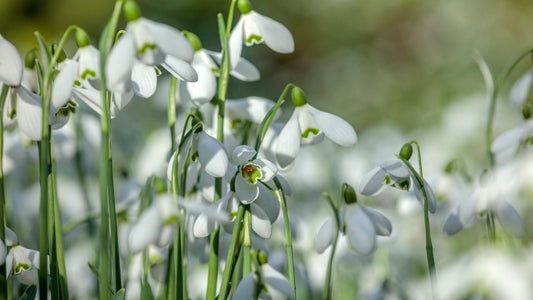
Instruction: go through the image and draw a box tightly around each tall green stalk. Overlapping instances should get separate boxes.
[0,84,8,300]
[321,192,340,300]
[97,1,124,298]
[218,205,245,300]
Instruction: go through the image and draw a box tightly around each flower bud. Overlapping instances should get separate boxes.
[24,50,37,69]
[124,0,141,22]
[399,143,413,160]
[343,184,357,204]
[238,0,253,14]
[182,31,202,52]
[522,105,531,120]
[76,28,91,48]
[291,86,307,107]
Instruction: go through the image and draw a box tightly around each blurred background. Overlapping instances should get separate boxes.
[2,0,533,299]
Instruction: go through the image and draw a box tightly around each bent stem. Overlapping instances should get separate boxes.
[273,177,296,294]
[399,142,438,300]
[321,192,340,300]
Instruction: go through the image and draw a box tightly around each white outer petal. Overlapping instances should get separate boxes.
[362,206,392,236]
[72,86,103,115]
[106,33,135,92]
[179,63,216,105]
[131,63,157,98]
[15,86,42,141]
[228,17,244,69]
[143,18,194,62]
[255,183,280,223]
[250,202,272,238]
[51,61,75,112]
[305,104,356,146]
[275,111,300,169]
[381,158,411,179]
[442,192,478,235]
[344,204,377,255]
[262,264,295,298]
[235,175,259,204]
[359,167,387,196]
[510,70,533,109]
[0,35,23,86]
[162,55,198,82]
[233,272,256,300]
[198,131,229,177]
[232,145,256,165]
[128,205,162,252]
[495,199,525,237]
[491,124,530,164]
[231,56,260,81]
[254,158,277,181]
[315,217,336,253]
[250,11,294,54]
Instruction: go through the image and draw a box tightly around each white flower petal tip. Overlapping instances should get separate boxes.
[131,63,157,98]
[345,204,377,255]
[233,273,256,300]
[363,207,392,236]
[198,131,229,178]
[232,145,256,165]
[51,61,75,111]
[496,200,525,238]
[314,217,336,253]
[235,175,259,204]
[128,205,162,252]
[249,12,295,54]
[262,264,295,298]
[442,209,465,236]
[0,35,23,86]
[307,105,357,146]
[105,33,135,92]
[359,167,386,196]
[15,86,43,141]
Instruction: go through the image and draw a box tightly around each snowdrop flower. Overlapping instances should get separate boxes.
[233,145,277,204]
[229,0,294,69]
[509,69,533,110]
[1,238,40,286]
[443,172,525,237]
[106,0,197,95]
[275,87,357,169]
[315,184,392,255]
[233,251,294,300]
[177,32,260,106]
[359,156,437,213]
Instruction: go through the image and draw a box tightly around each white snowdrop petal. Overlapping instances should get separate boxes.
[0,240,6,266]
[198,131,229,177]
[131,63,157,98]
[106,33,135,92]
[491,124,529,163]
[510,70,533,109]
[232,145,256,165]
[344,204,377,255]
[262,264,295,298]
[162,56,198,82]
[250,202,272,238]
[254,158,277,181]
[51,61,75,112]
[143,18,194,62]
[15,86,42,141]
[235,175,259,204]
[128,205,162,252]
[424,181,437,214]
[251,12,294,54]
[231,57,260,81]
[359,167,386,196]
[442,207,464,235]
[0,35,23,86]
[5,227,17,246]
[181,63,216,105]
[233,272,256,300]
[496,199,525,237]
[362,207,392,236]
[193,214,214,238]
[255,184,280,223]
[380,159,411,179]
[228,17,244,69]
[306,104,356,146]
[275,112,300,169]
[72,86,103,115]
[110,89,134,117]
[314,217,336,253]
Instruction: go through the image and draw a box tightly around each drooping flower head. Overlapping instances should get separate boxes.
[275,86,357,169]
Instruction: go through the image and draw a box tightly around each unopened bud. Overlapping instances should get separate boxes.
[291,86,307,107]
[399,143,413,160]
[343,184,357,204]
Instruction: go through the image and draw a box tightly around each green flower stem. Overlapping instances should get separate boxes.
[218,204,245,300]
[243,205,252,276]
[169,77,177,154]
[97,1,124,299]
[50,138,69,299]
[273,177,296,293]
[0,84,8,300]
[254,83,295,153]
[398,144,438,300]
[36,24,78,300]
[107,156,121,291]
[321,192,340,300]
[206,228,220,299]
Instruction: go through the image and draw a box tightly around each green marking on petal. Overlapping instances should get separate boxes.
[248,169,261,184]
[74,80,82,87]
[15,263,30,273]
[301,127,320,138]
[231,118,242,129]
[191,151,199,162]
[384,174,391,185]
[231,211,238,219]
[246,34,263,45]
[138,43,157,55]
[9,110,16,119]
[164,215,180,225]
[81,69,97,80]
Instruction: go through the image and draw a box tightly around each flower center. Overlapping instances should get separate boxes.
[241,163,261,184]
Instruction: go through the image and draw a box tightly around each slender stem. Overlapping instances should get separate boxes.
[0,84,8,300]
[254,83,295,153]
[321,193,340,300]
[398,153,438,300]
[206,228,220,299]
[273,177,296,293]
[242,205,252,276]
[218,204,245,300]
[107,155,121,291]
[169,77,177,154]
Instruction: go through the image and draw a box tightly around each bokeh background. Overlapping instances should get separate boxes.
[2,0,533,299]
